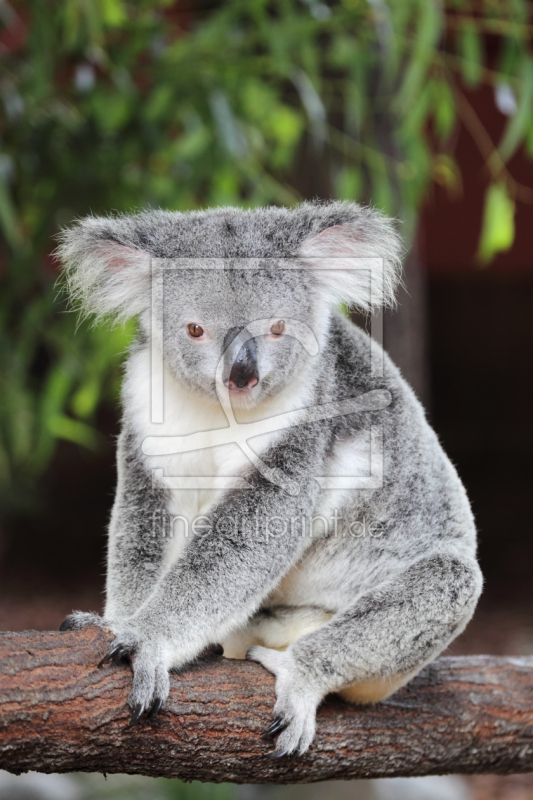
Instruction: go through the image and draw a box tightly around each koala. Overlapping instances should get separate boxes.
[57,201,482,757]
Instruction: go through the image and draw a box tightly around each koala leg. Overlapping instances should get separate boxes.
[248,552,482,756]
[222,606,333,659]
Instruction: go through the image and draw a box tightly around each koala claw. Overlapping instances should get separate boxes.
[248,645,319,755]
[127,703,144,727]
[268,748,289,759]
[147,697,164,718]
[261,715,287,739]
[124,640,171,726]
[98,642,133,669]
[59,611,106,632]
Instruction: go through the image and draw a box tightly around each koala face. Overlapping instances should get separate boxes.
[58,202,402,409]
[158,264,317,406]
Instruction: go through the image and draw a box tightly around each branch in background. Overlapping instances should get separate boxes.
[452,82,533,202]
[0,627,532,783]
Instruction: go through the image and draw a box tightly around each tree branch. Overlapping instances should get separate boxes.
[0,627,532,783]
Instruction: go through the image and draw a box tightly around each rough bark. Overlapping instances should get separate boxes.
[0,627,532,783]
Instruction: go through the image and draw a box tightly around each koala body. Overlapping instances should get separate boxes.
[59,202,482,755]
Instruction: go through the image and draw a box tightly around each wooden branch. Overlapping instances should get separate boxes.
[0,627,532,783]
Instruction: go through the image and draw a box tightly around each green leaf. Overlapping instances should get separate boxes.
[335,167,363,200]
[47,414,101,450]
[432,79,456,141]
[173,125,212,162]
[458,21,484,88]
[144,86,175,123]
[477,183,515,264]
[498,58,533,162]
[400,79,433,139]
[396,0,442,106]
[268,106,303,147]
[71,378,100,419]
[89,92,131,134]
[432,154,461,195]
[98,0,127,27]
[498,36,521,81]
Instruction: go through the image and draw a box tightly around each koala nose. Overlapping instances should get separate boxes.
[227,374,259,391]
[223,326,259,391]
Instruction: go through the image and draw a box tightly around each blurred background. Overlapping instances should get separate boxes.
[0,1,532,799]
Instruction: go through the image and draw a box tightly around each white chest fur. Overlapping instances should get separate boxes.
[123,345,374,571]
[123,346,314,565]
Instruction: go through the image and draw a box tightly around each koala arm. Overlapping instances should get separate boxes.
[135,421,327,649]
[61,428,170,631]
[104,429,172,620]
[99,421,330,720]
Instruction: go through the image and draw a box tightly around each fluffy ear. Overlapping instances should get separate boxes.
[56,216,152,322]
[298,209,403,312]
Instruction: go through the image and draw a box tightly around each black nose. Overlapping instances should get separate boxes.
[228,361,259,389]
[223,326,259,390]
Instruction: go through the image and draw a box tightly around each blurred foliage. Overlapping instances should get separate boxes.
[1,0,532,510]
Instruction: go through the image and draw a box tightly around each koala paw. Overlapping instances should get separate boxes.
[98,630,170,726]
[59,611,110,632]
[247,645,321,757]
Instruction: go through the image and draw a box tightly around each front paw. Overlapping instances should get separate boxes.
[98,630,170,725]
[59,611,110,632]
[247,645,321,757]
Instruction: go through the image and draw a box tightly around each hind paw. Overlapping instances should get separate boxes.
[247,645,321,756]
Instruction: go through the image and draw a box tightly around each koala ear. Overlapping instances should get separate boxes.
[298,210,403,312]
[56,216,152,323]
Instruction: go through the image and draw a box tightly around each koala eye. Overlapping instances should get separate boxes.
[187,323,204,338]
[270,320,285,336]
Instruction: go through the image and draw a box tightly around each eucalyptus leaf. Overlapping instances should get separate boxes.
[477,182,515,264]
[458,21,484,88]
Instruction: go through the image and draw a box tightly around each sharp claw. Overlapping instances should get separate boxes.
[268,748,288,759]
[261,716,286,738]
[147,697,163,719]
[98,648,119,668]
[98,652,113,668]
[98,644,130,669]
[127,703,144,727]
[59,618,73,632]
[114,645,132,663]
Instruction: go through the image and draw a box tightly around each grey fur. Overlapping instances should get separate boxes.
[57,201,481,755]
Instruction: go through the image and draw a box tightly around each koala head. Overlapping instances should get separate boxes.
[57,202,402,407]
